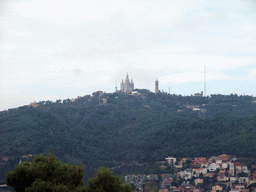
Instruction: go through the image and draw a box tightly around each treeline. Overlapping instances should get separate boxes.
[1,91,256,184]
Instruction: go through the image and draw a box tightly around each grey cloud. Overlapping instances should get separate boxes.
[73,68,83,76]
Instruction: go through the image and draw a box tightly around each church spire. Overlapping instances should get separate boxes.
[120,73,134,93]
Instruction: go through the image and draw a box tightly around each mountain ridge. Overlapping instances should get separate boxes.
[1,90,256,184]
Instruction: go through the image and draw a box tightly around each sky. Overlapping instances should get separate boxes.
[1,0,256,111]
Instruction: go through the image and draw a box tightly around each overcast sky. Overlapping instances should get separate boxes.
[1,0,256,110]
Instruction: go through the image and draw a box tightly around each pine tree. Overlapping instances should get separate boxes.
[5,151,86,192]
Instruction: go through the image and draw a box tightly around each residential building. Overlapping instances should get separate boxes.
[165,157,177,165]
[217,168,229,182]
[229,163,235,176]
[201,163,209,168]
[160,174,173,181]
[233,184,245,190]
[230,177,238,183]
[222,163,228,169]
[178,182,196,192]
[211,185,223,192]
[192,168,207,175]
[242,166,249,174]
[204,173,216,178]
[217,175,229,182]
[160,178,174,188]
[239,177,249,184]
[177,171,192,180]
[192,157,207,166]
[230,188,241,192]
[207,163,220,172]
[218,154,231,161]
[194,178,203,185]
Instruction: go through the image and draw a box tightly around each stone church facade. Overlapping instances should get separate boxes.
[120,73,134,92]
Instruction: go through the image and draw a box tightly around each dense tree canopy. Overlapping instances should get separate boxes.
[1,92,256,183]
[85,166,132,192]
[5,152,86,192]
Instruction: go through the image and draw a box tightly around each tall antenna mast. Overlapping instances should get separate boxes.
[204,65,206,97]
[115,80,117,92]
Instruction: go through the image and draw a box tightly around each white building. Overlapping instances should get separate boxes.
[165,157,177,165]
[207,163,220,171]
[177,171,192,180]
[222,163,228,169]
[242,166,249,174]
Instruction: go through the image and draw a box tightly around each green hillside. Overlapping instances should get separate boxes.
[1,90,256,185]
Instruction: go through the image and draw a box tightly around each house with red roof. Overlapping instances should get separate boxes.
[191,157,207,166]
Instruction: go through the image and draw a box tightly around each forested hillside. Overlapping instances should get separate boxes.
[1,90,256,185]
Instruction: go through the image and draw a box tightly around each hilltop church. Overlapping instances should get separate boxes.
[119,73,159,94]
[120,73,134,92]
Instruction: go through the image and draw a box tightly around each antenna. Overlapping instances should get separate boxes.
[115,80,117,92]
[204,65,206,97]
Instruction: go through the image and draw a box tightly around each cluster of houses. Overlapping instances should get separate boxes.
[124,154,256,192]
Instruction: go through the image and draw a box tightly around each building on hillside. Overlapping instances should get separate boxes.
[177,171,192,180]
[178,182,196,192]
[229,163,235,176]
[191,157,207,166]
[194,178,203,185]
[192,168,207,176]
[211,185,223,192]
[160,174,173,181]
[242,166,250,174]
[165,156,176,165]
[233,184,245,190]
[207,163,220,172]
[194,91,203,97]
[160,178,174,188]
[203,173,216,178]
[230,177,238,183]
[239,177,249,184]
[218,154,231,161]
[221,162,228,168]
[120,73,134,93]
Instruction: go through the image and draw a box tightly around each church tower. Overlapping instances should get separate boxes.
[120,73,134,93]
[155,79,159,94]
